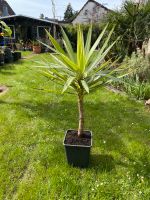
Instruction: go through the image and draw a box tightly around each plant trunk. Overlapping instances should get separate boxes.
[78,94,84,137]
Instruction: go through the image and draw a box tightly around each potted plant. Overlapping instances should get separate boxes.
[39,25,128,168]
[32,41,41,54]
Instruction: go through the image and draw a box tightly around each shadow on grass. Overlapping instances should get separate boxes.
[89,154,115,172]
[2,99,145,130]
[0,60,24,74]
[0,71,16,75]
[0,64,15,76]
[0,100,5,104]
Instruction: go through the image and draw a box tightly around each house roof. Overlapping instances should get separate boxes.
[0,0,15,16]
[88,0,111,11]
[71,0,111,23]
[0,14,59,25]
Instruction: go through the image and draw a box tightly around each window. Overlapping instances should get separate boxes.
[84,9,88,16]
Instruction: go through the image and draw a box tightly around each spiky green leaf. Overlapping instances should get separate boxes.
[61,27,76,62]
[81,80,89,93]
[62,77,75,93]
[45,29,65,54]
[85,24,92,55]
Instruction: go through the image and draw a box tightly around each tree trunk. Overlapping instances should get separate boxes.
[78,94,84,137]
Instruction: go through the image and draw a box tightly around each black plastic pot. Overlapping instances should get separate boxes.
[63,130,92,168]
[4,48,13,63]
[12,51,21,61]
[0,53,4,66]
[12,52,18,61]
[16,51,21,59]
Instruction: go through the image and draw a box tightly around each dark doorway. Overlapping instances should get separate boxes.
[27,26,33,40]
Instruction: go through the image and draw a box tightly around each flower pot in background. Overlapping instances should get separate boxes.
[33,45,41,54]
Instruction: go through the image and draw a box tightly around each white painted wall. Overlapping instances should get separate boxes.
[72,1,108,25]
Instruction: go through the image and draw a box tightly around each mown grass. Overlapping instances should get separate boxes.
[0,52,150,200]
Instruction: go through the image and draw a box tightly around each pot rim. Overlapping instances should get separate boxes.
[63,129,92,148]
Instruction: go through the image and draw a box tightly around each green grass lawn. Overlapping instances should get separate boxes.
[0,52,150,200]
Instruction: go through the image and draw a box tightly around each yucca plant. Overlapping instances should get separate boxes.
[40,24,128,137]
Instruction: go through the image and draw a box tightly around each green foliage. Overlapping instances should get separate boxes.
[41,25,127,96]
[122,77,150,100]
[122,52,150,82]
[102,0,150,57]
[0,53,150,199]
[0,20,12,37]
[114,52,150,100]
[0,21,12,60]
[32,40,41,46]
[39,25,131,135]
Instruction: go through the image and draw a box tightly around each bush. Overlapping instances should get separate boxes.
[122,52,150,82]
[123,77,150,100]
[113,52,150,100]
[101,0,150,58]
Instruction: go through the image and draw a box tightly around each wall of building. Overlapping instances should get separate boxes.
[72,1,108,25]
[0,0,15,16]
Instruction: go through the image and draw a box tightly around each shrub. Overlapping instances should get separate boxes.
[101,0,150,58]
[113,52,150,100]
[123,77,150,100]
[121,52,150,82]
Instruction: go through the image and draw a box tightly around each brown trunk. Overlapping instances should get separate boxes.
[78,94,84,137]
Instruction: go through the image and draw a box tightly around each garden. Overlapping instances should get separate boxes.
[0,1,150,199]
[0,51,150,199]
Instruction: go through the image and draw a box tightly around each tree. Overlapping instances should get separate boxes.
[40,25,129,137]
[102,0,150,57]
[64,3,75,21]
[40,13,44,19]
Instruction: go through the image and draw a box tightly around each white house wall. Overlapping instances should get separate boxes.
[72,1,108,25]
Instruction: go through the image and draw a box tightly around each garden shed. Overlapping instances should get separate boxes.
[0,15,59,45]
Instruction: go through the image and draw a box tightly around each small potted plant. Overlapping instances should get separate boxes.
[32,41,41,54]
[39,25,128,168]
